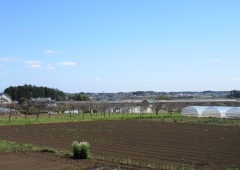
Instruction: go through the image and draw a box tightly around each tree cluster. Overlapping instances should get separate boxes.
[227,90,240,98]
[4,84,66,101]
[67,93,90,101]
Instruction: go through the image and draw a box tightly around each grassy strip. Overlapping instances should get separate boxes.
[0,140,72,156]
[0,112,180,125]
[93,154,197,170]
[0,112,240,126]
[146,115,240,126]
[0,140,34,153]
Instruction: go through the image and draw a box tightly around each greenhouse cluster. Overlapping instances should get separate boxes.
[181,106,240,119]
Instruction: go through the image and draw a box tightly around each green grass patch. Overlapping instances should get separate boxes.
[41,146,57,153]
[0,141,34,153]
[0,112,239,126]
[0,140,66,155]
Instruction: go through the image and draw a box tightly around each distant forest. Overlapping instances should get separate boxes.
[4,84,66,101]
[4,84,90,101]
[228,90,240,98]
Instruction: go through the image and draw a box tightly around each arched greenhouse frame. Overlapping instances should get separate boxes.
[181,106,240,119]
[181,106,209,117]
[225,107,240,119]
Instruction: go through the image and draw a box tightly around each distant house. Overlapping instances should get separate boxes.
[0,93,12,104]
[0,107,10,113]
[142,99,156,105]
[30,97,56,106]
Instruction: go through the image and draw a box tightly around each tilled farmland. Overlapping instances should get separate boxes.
[0,119,239,169]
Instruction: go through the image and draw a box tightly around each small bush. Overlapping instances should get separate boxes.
[64,151,73,157]
[41,147,56,153]
[72,141,90,159]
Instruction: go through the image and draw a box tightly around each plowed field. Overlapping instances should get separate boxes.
[0,119,239,169]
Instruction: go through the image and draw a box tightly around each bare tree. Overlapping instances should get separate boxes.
[46,104,56,119]
[57,103,67,121]
[114,105,121,114]
[175,103,186,112]
[86,101,95,118]
[76,102,84,117]
[12,103,21,119]
[68,102,76,119]
[81,102,89,119]
[33,104,41,122]
[6,103,14,122]
[21,103,29,120]
[99,102,109,117]
[151,102,162,116]
[139,102,148,117]
[108,103,112,117]
[164,102,177,117]
[131,102,135,114]
[122,103,131,117]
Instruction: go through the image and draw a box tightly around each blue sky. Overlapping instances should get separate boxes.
[0,0,240,93]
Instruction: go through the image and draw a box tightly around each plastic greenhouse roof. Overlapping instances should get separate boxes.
[213,106,235,117]
[181,106,209,116]
[181,106,237,118]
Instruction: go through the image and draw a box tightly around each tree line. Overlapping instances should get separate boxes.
[67,93,90,101]
[4,85,90,102]
[227,90,240,98]
[0,100,186,122]
[4,84,66,101]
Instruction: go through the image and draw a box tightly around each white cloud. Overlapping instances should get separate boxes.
[0,57,23,62]
[29,64,41,68]
[24,60,41,65]
[95,77,102,81]
[44,49,58,54]
[24,60,42,68]
[213,58,220,62]
[57,62,76,66]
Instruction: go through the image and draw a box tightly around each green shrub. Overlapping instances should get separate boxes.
[64,151,73,157]
[41,146,56,153]
[72,141,90,159]
[0,141,34,153]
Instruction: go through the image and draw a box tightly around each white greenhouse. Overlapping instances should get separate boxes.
[181,106,209,117]
[225,107,240,119]
[181,106,240,119]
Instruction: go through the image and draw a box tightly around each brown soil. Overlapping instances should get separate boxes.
[0,119,240,169]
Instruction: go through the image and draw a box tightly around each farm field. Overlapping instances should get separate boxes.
[0,119,240,169]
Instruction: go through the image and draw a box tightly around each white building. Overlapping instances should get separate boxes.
[30,97,56,106]
[0,93,12,104]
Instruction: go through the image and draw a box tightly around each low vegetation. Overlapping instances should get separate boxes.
[72,141,90,159]
[0,140,72,158]
[0,112,240,126]
[0,140,197,169]
[0,141,34,153]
